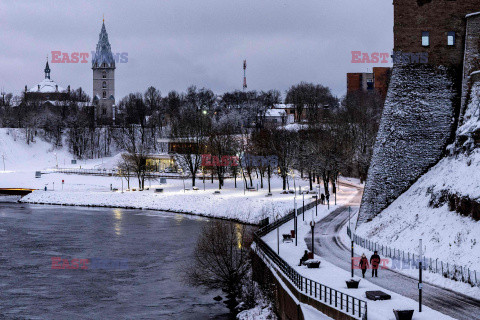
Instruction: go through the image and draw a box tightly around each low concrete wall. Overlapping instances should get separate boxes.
[252,252,304,320]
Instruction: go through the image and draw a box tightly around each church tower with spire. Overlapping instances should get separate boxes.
[44,59,51,79]
[92,18,115,121]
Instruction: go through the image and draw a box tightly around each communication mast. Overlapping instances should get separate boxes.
[243,60,247,91]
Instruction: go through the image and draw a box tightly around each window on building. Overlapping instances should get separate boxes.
[367,80,374,90]
[422,32,430,47]
[103,71,106,79]
[102,81,107,89]
[103,91,106,98]
[448,32,455,46]
[102,108,106,115]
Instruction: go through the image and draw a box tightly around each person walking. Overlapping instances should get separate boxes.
[320,193,325,204]
[370,251,381,277]
[359,253,369,278]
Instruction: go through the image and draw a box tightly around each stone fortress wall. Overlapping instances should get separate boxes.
[358,0,480,224]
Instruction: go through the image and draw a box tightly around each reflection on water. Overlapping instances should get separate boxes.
[0,203,230,319]
[113,208,123,236]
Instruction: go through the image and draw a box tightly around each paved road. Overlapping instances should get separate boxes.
[305,184,480,320]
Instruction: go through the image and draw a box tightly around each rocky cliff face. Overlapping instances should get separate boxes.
[357,64,457,225]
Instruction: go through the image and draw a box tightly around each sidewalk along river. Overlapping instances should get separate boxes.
[0,203,230,319]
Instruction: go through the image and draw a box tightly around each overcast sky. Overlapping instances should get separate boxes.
[0,0,393,100]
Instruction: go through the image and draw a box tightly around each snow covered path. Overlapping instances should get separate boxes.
[307,187,480,320]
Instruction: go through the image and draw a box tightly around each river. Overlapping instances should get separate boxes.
[0,202,230,319]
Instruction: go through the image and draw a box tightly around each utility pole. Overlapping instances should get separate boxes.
[419,238,423,312]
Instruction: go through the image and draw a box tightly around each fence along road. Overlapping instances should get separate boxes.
[254,183,368,319]
[305,184,480,320]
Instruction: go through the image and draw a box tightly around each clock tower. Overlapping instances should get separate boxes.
[92,19,115,122]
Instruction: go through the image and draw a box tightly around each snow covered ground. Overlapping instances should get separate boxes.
[343,210,480,298]
[356,150,480,270]
[18,175,332,224]
[261,204,456,320]
[0,128,348,224]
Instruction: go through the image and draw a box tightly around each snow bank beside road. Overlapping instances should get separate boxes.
[357,150,480,270]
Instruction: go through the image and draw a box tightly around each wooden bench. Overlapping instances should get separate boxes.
[282,234,293,243]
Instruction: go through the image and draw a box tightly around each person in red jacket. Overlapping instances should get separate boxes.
[359,253,369,278]
[370,251,381,277]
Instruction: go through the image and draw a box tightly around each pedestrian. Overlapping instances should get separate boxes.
[298,250,309,266]
[320,193,325,204]
[359,253,369,278]
[370,251,381,277]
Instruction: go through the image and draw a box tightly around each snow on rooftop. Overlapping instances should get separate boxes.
[28,78,66,93]
[265,109,286,117]
[466,11,480,18]
[273,103,294,109]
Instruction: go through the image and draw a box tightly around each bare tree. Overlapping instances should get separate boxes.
[185,221,253,314]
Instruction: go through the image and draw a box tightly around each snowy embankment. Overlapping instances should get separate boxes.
[20,177,359,224]
[261,204,455,320]
[0,128,356,224]
[356,150,480,270]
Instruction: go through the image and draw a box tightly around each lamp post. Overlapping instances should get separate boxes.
[277,213,280,254]
[349,206,354,278]
[419,238,423,312]
[294,197,298,246]
[302,186,305,221]
[310,207,315,256]
[1,154,5,171]
[54,153,58,169]
[292,170,296,195]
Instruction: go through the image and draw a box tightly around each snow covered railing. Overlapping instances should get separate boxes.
[254,200,368,320]
[347,227,480,288]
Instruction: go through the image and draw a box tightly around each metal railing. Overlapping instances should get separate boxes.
[254,200,368,320]
[50,168,183,179]
[347,227,480,288]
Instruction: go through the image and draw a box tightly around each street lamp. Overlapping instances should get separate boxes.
[419,238,423,312]
[310,212,315,256]
[302,186,305,221]
[276,212,280,254]
[294,196,298,246]
[349,206,354,278]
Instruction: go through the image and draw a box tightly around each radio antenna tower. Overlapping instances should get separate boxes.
[243,60,247,91]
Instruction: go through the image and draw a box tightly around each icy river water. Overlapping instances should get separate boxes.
[0,203,230,319]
